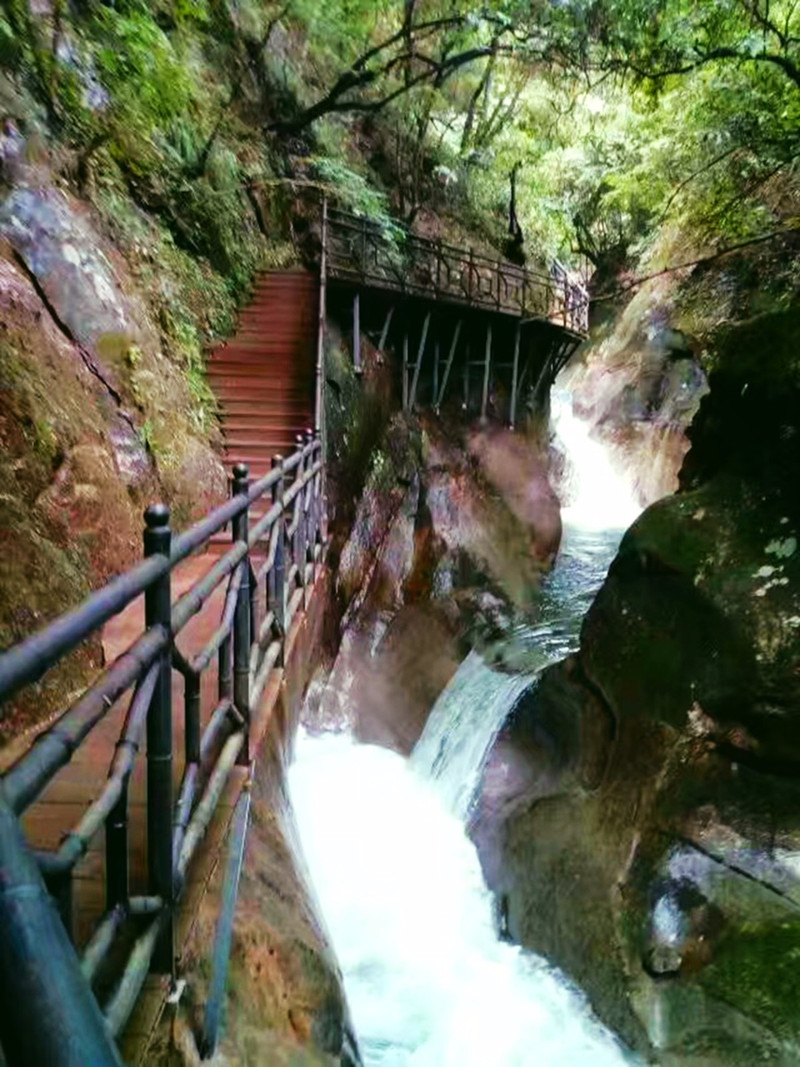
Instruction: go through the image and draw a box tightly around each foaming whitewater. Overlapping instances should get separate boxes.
[289,731,636,1066]
[410,651,535,821]
[551,389,642,531]
[288,394,645,1065]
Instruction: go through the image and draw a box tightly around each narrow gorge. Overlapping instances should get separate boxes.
[1,3,799,1065]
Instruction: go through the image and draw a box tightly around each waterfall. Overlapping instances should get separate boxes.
[411,651,535,821]
[287,394,645,1065]
[551,389,642,531]
[289,730,635,1066]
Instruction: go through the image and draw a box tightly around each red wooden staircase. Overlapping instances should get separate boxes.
[208,270,318,492]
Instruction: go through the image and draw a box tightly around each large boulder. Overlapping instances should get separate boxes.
[474,306,800,1063]
[564,277,709,507]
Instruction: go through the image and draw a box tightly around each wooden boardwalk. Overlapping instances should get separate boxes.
[3,550,322,1062]
[3,557,227,1059]
[0,270,324,1062]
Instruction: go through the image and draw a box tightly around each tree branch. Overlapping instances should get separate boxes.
[595,226,800,302]
[269,31,511,134]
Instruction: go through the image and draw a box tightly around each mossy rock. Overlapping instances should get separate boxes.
[582,473,800,760]
[699,921,800,1042]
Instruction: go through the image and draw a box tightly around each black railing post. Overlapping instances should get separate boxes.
[313,429,322,555]
[270,454,286,666]
[231,463,251,764]
[106,781,128,909]
[218,633,232,701]
[45,868,74,939]
[185,672,201,766]
[563,273,569,327]
[143,503,174,976]
[304,429,315,585]
[294,435,306,576]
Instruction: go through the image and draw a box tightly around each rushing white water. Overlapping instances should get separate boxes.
[289,730,635,1066]
[551,390,642,531]
[410,651,535,821]
[287,395,645,1065]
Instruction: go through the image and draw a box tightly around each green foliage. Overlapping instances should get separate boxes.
[90,8,192,126]
[311,156,387,216]
[0,14,23,69]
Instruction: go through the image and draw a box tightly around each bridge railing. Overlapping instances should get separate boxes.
[325,207,590,335]
[0,433,326,1066]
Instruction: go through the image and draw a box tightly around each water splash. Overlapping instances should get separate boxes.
[289,731,636,1067]
[551,390,642,531]
[410,651,535,821]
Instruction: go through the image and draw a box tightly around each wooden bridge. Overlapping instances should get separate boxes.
[321,204,588,430]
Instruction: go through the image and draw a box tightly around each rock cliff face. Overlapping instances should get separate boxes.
[474,305,800,1064]
[1,0,305,740]
[317,406,562,754]
[562,278,709,508]
[0,123,238,740]
[0,183,227,741]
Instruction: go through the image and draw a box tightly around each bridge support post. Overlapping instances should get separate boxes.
[463,342,470,412]
[232,464,251,765]
[402,332,409,410]
[435,319,461,413]
[143,504,174,977]
[270,455,285,667]
[509,321,521,430]
[481,321,493,420]
[378,306,394,351]
[408,311,431,412]
[353,292,361,373]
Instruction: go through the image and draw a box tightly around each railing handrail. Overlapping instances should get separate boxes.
[0,431,328,1066]
[324,206,590,335]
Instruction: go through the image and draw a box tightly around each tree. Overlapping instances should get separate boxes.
[269,9,517,134]
[581,0,800,93]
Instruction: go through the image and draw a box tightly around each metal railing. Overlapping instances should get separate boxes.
[325,207,590,335]
[0,432,326,1066]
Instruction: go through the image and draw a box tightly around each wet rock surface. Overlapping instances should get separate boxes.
[473,307,800,1064]
[563,279,709,508]
[318,412,561,753]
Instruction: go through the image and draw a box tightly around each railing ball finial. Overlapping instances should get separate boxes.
[232,462,250,481]
[144,502,170,530]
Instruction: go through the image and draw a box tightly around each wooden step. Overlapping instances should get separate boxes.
[207,268,318,491]
[208,364,312,378]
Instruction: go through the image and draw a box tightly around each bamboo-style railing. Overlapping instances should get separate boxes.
[0,434,326,1066]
